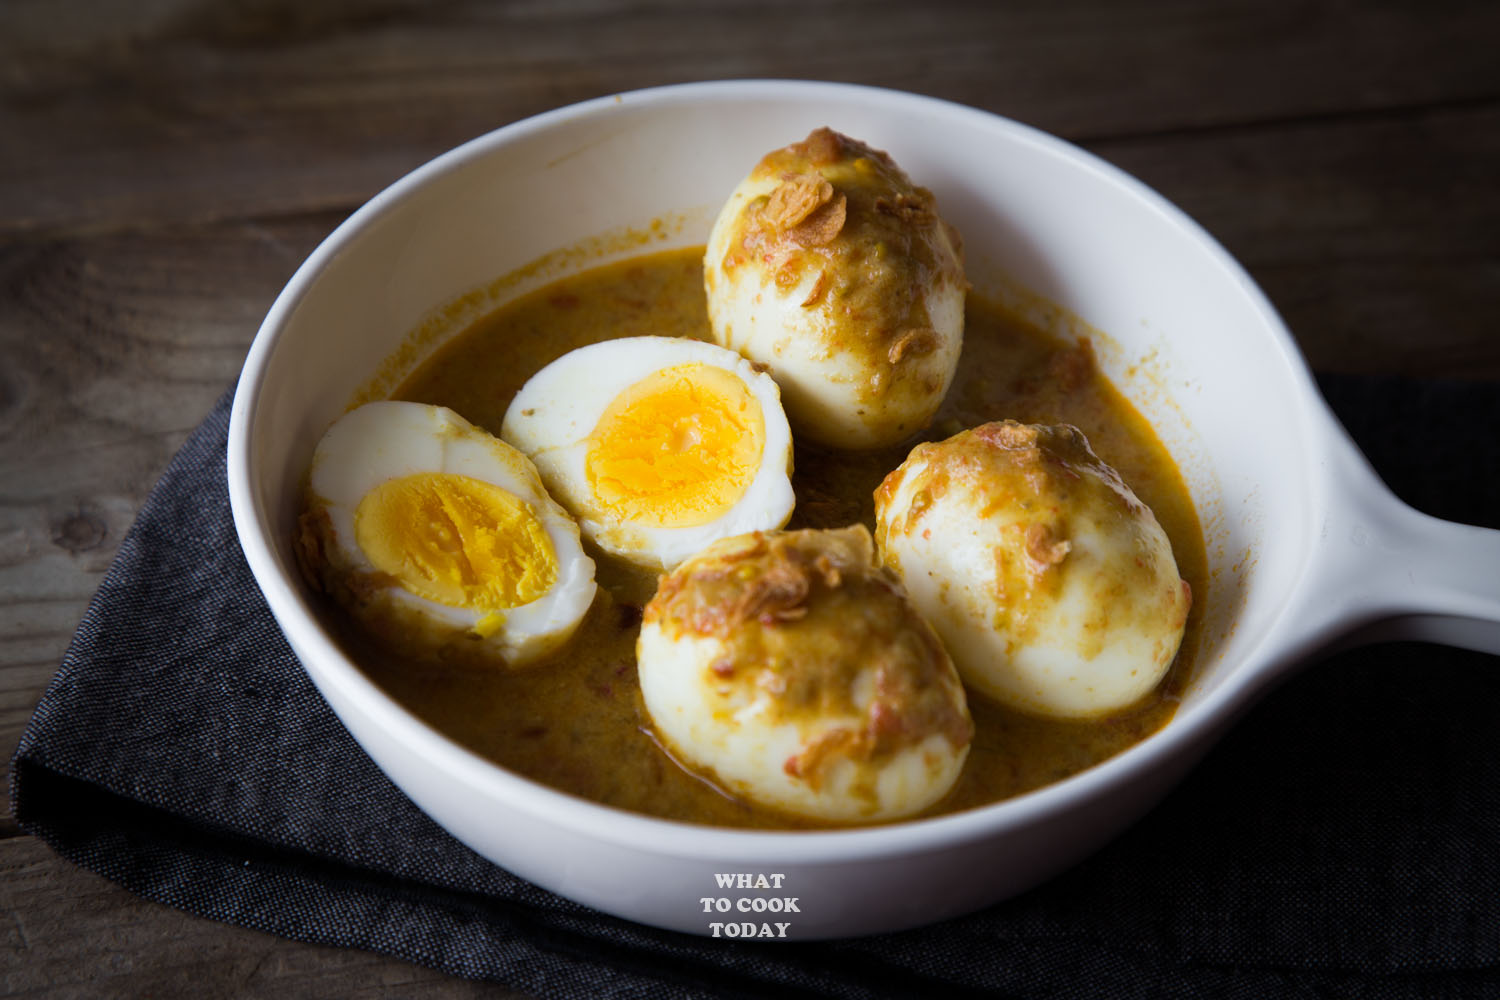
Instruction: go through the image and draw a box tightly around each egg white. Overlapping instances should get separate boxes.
[500,336,795,571]
[304,400,597,667]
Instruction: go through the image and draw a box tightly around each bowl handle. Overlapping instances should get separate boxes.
[1293,434,1500,657]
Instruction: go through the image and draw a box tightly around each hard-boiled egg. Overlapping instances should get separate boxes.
[704,127,966,450]
[874,421,1192,718]
[637,526,972,823]
[500,336,795,571]
[298,401,597,667]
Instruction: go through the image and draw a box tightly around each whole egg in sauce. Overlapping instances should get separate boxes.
[306,131,1206,830]
[704,128,966,450]
[875,420,1192,718]
[638,525,972,823]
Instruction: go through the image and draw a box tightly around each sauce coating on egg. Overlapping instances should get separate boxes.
[646,527,968,749]
[719,128,963,338]
[328,246,1207,830]
[639,526,972,822]
[705,128,967,449]
[876,421,1193,718]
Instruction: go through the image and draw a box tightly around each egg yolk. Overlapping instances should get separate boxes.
[354,472,558,609]
[585,362,765,528]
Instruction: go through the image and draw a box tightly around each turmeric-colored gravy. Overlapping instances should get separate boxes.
[334,246,1207,829]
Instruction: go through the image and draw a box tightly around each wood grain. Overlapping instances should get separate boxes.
[0,215,335,825]
[1100,100,1500,377]
[2,0,1497,994]
[4,0,1498,238]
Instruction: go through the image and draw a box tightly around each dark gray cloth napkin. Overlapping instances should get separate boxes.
[12,375,1500,999]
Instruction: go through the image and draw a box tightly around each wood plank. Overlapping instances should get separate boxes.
[1095,101,1500,377]
[0,835,532,998]
[4,0,1499,238]
[0,214,337,821]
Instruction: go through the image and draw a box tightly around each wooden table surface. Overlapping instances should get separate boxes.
[3,1,1497,995]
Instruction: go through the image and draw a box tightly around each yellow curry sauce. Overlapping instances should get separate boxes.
[329,246,1206,830]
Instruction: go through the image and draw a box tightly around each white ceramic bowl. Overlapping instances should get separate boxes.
[228,80,1500,939]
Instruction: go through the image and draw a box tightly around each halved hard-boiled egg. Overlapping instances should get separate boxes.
[637,526,973,823]
[297,401,597,667]
[704,127,967,450]
[500,336,795,571]
[874,421,1192,718]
